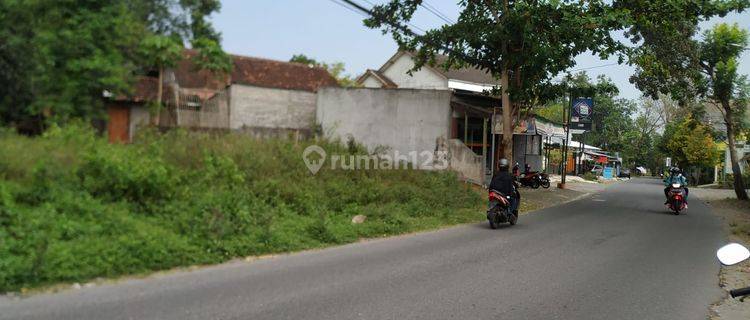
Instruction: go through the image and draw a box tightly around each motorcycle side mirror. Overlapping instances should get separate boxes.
[717,243,750,266]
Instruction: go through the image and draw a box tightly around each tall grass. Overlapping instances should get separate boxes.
[0,125,482,292]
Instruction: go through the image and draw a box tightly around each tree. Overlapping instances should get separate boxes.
[0,0,228,130]
[364,0,623,160]
[661,115,719,169]
[699,23,750,199]
[0,1,146,129]
[620,98,668,172]
[191,38,233,75]
[139,35,183,125]
[361,0,750,164]
[289,54,358,87]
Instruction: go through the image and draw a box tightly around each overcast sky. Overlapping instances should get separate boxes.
[212,0,750,101]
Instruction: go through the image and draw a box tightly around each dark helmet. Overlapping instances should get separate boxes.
[670,167,681,174]
[498,158,510,171]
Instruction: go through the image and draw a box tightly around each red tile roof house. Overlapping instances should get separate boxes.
[106,51,339,143]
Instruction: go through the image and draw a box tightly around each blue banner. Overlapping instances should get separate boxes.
[571,98,593,123]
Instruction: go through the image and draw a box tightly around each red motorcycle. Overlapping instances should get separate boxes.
[666,183,687,214]
[487,189,518,229]
[513,163,550,189]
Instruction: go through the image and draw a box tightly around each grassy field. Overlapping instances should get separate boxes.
[0,125,483,292]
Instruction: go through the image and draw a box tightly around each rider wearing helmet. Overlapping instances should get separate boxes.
[663,167,688,204]
[490,158,520,216]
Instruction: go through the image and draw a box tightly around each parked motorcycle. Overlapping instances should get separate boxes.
[717,243,750,299]
[666,183,687,214]
[487,189,518,229]
[517,172,550,189]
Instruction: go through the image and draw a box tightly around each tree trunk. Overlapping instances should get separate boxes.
[722,100,749,200]
[150,67,163,126]
[500,66,513,162]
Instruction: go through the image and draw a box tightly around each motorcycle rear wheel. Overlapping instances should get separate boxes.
[531,180,540,189]
[509,212,517,225]
[671,201,682,215]
[489,219,498,229]
[541,180,550,188]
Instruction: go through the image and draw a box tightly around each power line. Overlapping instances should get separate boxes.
[335,0,496,71]
[569,62,620,72]
[327,0,369,18]
[358,0,426,34]
[420,1,454,24]
[550,62,624,83]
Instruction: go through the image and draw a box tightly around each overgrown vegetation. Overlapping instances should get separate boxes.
[0,125,482,292]
[582,172,598,182]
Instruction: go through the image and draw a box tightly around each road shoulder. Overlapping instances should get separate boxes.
[706,198,750,320]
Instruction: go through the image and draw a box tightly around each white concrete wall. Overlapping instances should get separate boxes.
[361,76,383,88]
[382,54,448,90]
[317,88,452,169]
[229,84,317,130]
[129,106,150,141]
[447,139,484,183]
[725,142,750,174]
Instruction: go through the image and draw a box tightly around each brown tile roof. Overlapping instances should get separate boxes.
[115,51,339,103]
[230,55,339,92]
[113,76,158,102]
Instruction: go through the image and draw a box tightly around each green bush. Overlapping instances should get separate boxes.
[582,172,598,181]
[0,125,483,292]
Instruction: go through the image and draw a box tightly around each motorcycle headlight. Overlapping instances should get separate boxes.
[671,183,681,188]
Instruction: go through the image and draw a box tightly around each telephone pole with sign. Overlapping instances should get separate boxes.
[559,90,594,189]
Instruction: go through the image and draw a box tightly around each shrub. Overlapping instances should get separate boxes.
[0,125,483,292]
[582,172,598,181]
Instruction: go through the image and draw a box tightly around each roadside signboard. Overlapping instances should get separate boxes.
[571,98,593,132]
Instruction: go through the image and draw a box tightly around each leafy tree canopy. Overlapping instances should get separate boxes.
[0,0,228,131]
[289,54,358,87]
[661,115,720,168]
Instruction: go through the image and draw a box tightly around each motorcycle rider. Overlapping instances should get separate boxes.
[663,167,688,205]
[489,158,520,216]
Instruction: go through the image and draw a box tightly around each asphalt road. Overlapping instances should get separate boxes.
[0,178,728,320]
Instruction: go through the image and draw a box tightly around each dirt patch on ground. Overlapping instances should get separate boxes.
[708,199,750,320]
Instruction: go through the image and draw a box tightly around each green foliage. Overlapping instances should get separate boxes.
[0,1,146,126]
[536,104,564,124]
[191,37,233,75]
[0,0,226,129]
[582,172,598,181]
[289,54,357,87]
[661,115,720,168]
[139,35,183,71]
[0,125,482,292]
[365,0,625,109]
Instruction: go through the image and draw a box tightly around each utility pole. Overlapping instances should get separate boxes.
[482,117,488,183]
[559,89,571,188]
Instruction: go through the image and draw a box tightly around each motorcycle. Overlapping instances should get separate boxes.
[517,172,551,189]
[717,243,750,299]
[487,189,518,229]
[666,183,687,214]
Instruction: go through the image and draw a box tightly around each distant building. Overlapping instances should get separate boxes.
[106,51,338,143]
[316,51,547,183]
[357,51,499,93]
[724,142,750,174]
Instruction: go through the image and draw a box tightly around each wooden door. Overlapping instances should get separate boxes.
[107,105,130,143]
